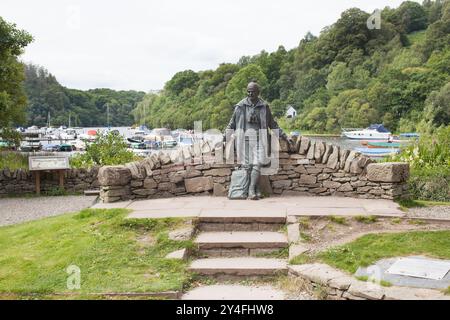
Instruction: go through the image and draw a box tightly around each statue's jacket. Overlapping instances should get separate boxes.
[225,97,286,158]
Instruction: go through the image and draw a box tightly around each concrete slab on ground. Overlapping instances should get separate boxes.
[182,284,285,300]
[90,196,406,219]
[355,256,450,290]
[126,208,201,219]
[91,200,132,209]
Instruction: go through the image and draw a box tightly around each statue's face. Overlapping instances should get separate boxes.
[247,85,260,102]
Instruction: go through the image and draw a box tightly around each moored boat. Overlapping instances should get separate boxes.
[342,124,391,140]
[355,147,400,157]
[367,141,401,148]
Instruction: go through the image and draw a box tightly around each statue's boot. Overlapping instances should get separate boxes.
[256,183,263,199]
[248,168,260,200]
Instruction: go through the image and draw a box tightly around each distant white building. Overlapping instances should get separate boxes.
[286,105,297,118]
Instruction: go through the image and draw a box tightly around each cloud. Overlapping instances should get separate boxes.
[0,0,415,91]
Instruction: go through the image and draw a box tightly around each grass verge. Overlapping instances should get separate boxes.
[290,230,450,275]
[0,209,193,298]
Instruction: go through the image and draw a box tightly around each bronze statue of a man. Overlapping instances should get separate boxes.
[225,81,290,200]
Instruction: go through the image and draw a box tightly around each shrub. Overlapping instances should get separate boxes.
[387,125,450,201]
[0,151,28,170]
[0,127,21,149]
[70,131,136,168]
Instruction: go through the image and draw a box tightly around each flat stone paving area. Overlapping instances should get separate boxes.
[91,195,406,219]
[182,284,286,300]
[0,196,97,227]
[355,256,450,290]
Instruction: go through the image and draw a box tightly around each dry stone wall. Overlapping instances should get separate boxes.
[0,167,99,196]
[98,136,410,203]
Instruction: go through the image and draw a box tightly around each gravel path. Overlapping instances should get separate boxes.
[0,196,97,227]
[405,205,450,220]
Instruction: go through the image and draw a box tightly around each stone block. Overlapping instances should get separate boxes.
[98,166,131,186]
[185,176,214,193]
[213,183,227,197]
[298,174,317,185]
[366,162,410,183]
[323,181,341,189]
[298,136,310,155]
[314,141,325,162]
[203,168,232,177]
[144,177,158,189]
[326,145,340,169]
[272,180,292,189]
[306,141,315,159]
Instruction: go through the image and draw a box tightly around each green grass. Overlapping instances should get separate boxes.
[408,219,426,226]
[353,215,378,224]
[396,198,450,211]
[298,217,311,230]
[0,152,28,170]
[355,276,392,287]
[0,209,193,297]
[328,216,348,225]
[391,218,402,224]
[318,230,450,274]
[300,232,312,242]
[289,253,315,265]
[254,247,289,259]
[445,287,450,295]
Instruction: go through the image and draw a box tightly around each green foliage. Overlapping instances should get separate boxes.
[0,152,28,170]
[70,131,136,168]
[387,125,450,201]
[353,215,378,224]
[132,1,449,134]
[24,64,145,127]
[328,216,348,225]
[0,127,21,149]
[0,17,33,127]
[165,70,200,95]
[225,64,268,103]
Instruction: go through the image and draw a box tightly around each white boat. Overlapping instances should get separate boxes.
[162,135,177,148]
[342,124,391,140]
[59,128,77,140]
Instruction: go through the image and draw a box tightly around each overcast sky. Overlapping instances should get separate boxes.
[1,0,416,92]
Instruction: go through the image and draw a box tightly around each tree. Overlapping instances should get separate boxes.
[165,70,200,96]
[225,64,268,103]
[0,17,33,127]
[421,82,450,127]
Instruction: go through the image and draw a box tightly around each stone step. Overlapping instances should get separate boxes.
[84,189,100,196]
[196,231,288,257]
[197,222,284,232]
[189,257,288,276]
[196,231,288,249]
[198,209,286,224]
[182,284,285,300]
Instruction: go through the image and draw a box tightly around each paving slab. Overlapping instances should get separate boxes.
[286,207,403,217]
[195,232,288,249]
[165,249,187,260]
[115,196,405,219]
[355,256,450,290]
[126,208,201,219]
[91,200,132,209]
[199,208,286,223]
[189,257,287,276]
[182,284,285,300]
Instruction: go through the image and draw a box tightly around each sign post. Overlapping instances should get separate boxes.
[29,156,70,195]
